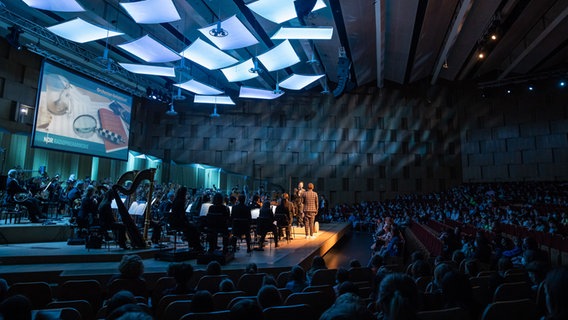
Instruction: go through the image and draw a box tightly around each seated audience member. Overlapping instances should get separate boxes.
[0,278,8,303]
[286,265,308,293]
[307,255,328,284]
[257,285,282,309]
[451,250,466,268]
[429,262,455,294]
[190,290,214,313]
[409,260,431,280]
[349,259,362,268]
[262,275,278,287]
[462,259,480,278]
[206,260,223,276]
[337,281,359,297]
[0,294,32,320]
[440,270,481,320]
[376,273,420,320]
[542,267,568,320]
[334,268,350,297]
[105,290,137,318]
[245,263,258,274]
[229,298,263,320]
[526,260,550,294]
[109,254,146,284]
[368,254,384,275]
[488,256,512,294]
[164,262,195,295]
[320,292,374,320]
[219,278,236,292]
[107,303,152,320]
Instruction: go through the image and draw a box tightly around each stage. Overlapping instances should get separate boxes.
[0,221,355,287]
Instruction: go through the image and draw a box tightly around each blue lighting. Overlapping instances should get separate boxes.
[507,89,511,94]
[528,86,534,91]
[560,81,566,87]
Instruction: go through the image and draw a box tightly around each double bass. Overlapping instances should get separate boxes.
[111,168,156,248]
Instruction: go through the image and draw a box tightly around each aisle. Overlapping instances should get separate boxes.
[322,228,373,269]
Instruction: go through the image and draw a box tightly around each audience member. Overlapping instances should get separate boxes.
[229,298,263,320]
[334,268,349,297]
[337,281,359,297]
[307,255,327,284]
[440,270,481,320]
[0,294,32,320]
[286,265,308,293]
[219,278,236,292]
[164,262,195,295]
[257,285,282,309]
[542,267,568,320]
[206,260,222,276]
[189,290,214,313]
[376,273,419,320]
[0,278,8,303]
[105,290,137,318]
[320,292,374,320]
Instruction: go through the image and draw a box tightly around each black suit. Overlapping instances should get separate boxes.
[5,177,42,222]
[230,202,252,251]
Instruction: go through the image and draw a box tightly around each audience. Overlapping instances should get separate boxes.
[320,292,374,320]
[286,265,308,293]
[189,290,214,313]
[376,273,420,320]
[219,278,236,292]
[257,285,282,309]
[164,262,195,295]
[0,294,32,320]
[542,267,568,320]
[307,255,327,284]
[205,260,223,276]
[229,298,263,320]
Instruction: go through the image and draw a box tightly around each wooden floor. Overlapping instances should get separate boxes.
[0,222,373,285]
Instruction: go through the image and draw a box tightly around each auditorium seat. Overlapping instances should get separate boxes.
[284,291,333,318]
[263,304,315,320]
[180,310,230,320]
[8,281,53,309]
[107,278,148,301]
[236,273,266,295]
[34,307,81,320]
[481,298,536,320]
[151,276,176,310]
[195,275,229,294]
[58,279,103,311]
[156,294,194,320]
[417,306,469,320]
[212,291,245,310]
[347,267,374,286]
[46,300,94,320]
[493,281,532,302]
[163,300,192,320]
[309,268,337,286]
[276,271,291,288]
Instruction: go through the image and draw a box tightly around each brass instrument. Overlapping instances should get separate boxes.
[112,168,156,248]
[13,192,30,202]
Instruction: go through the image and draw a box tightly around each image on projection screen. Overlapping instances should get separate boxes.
[32,61,132,161]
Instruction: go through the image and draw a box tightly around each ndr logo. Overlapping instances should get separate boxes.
[43,136,54,144]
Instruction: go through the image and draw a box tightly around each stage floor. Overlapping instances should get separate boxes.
[0,222,362,285]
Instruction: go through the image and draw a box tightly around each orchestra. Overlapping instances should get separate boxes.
[2,166,296,252]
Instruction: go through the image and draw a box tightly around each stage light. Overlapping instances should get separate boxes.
[478,52,485,59]
[528,86,534,91]
[118,35,181,63]
[198,15,258,50]
[120,0,181,24]
[47,18,123,43]
[6,26,23,50]
[119,63,176,77]
[507,89,511,94]
[490,34,497,41]
[560,81,566,87]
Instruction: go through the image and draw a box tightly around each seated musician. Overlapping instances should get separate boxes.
[98,190,128,249]
[67,180,85,221]
[257,200,279,249]
[206,192,231,254]
[76,185,97,230]
[231,194,252,253]
[275,193,295,241]
[150,191,174,245]
[5,169,44,223]
[169,187,205,253]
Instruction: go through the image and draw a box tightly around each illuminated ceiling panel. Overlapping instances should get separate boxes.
[120,0,181,24]
[271,26,333,40]
[280,74,324,90]
[194,95,235,105]
[198,15,258,50]
[23,0,85,12]
[119,63,175,77]
[180,38,239,70]
[246,0,327,24]
[117,35,181,63]
[239,86,283,99]
[257,40,300,72]
[47,18,123,43]
[221,59,259,82]
[174,79,223,95]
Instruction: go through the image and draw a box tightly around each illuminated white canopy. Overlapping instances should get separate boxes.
[118,35,181,63]
[246,0,326,24]
[221,59,259,82]
[198,15,258,50]
[280,74,324,90]
[23,0,85,12]
[239,86,284,100]
[174,80,224,95]
[271,26,334,40]
[120,0,181,24]
[257,40,299,72]
[47,18,123,43]
[194,95,235,105]
[180,38,239,70]
[119,63,176,77]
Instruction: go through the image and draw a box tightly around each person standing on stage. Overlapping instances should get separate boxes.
[302,182,318,239]
[5,169,44,223]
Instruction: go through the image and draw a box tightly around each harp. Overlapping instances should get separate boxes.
[111,168,156,248]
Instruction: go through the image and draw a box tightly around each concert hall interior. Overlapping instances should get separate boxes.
[0,1,568,319]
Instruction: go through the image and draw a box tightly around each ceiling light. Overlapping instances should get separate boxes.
[120,0,181,24]
[23,0,85,12]
[198,15,258,50]
[246,0,327,24]
[174,79,223,95]
[47,18,123,43]
[559,81,566,87]
[118,35,181,63]
[280,74,325,90]
[119,63,176,77]
[491,34,498,41]
[478,52,485,59]
[194,95,235,105]
[180,38,239,70]
[221,59,259,82]
[239,86,283,99]
[271,27,333,40]
[257,40,300,72]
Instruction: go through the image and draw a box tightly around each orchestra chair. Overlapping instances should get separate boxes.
[155,294,194,320]
[46,300,93,320]
[481,298,537,320]
[417,306,469,320]
[180,310,231,320]
[236,273,267,296]
[163,300,192,320]
[8,281,53,309]
[212,291,246,311]
[195,275,229,294]
[58,279,103,311]
[1,193,24,224]
[309,268,338,286]
[263,304,315,320]
[205,213,230,253]
[284,291,332,319]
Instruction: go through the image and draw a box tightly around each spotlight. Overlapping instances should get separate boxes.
[478,52,485,59]
[490,34,497,41]
[506,89,511,94]
[528,85,534,91]
[560,81,566,88]
[6,26,23,50]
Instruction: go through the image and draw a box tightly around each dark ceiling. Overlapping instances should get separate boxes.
[1,0,568,101]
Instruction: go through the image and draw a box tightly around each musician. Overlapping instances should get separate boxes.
[5,169,44,223]
[230,194,252,253]
[205,192,231,254]
[257,200,279,249]
[169,186,204,253]
[77,185,98,230]
[150,191,173,245]
[98,190,128,249]
[67,180,85,220]
[275,193,295,241]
